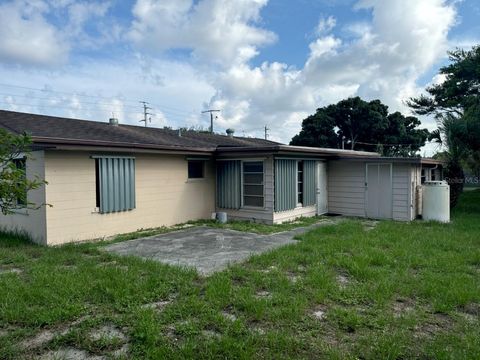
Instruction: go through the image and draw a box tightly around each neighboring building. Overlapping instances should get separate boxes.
[0,110,443,245]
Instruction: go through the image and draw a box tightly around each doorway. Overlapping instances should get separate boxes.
[316,161,328,215]
[366,163,392,219]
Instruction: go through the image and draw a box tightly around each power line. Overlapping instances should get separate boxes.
[0,82,198,117]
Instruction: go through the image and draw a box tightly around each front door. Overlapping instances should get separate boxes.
[316,161,328,215]
[366,163,392,219]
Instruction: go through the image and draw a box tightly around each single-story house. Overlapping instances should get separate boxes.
[0,110,443,245]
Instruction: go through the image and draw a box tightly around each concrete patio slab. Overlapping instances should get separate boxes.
[104,220,337,275]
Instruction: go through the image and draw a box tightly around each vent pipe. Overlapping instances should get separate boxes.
[109,117,119,126]
[226,128,235,138]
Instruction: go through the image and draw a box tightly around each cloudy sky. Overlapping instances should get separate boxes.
[0,0,478,150]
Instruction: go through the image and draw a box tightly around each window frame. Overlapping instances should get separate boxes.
[187,160,205,180]
[12,157,27,207]
[241,160,265,209]
[296,160,304,207]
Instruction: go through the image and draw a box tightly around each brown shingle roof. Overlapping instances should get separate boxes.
[0,110,280,152]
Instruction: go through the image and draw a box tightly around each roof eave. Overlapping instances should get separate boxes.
[32,136,216,154]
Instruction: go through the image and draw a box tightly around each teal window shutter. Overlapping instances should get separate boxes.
[96,157,135,213]
[216,160,241,209]
[303,160,316,206]
[274,159,297,212]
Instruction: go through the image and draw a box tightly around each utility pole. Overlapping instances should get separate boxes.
[264,125,270,140]
[139,101,153,127]
[202,109,220,133]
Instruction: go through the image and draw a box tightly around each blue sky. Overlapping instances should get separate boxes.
[0,0,478,153]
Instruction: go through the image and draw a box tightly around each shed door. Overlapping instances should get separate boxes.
[316,162,328,215]
[366,163,392,219]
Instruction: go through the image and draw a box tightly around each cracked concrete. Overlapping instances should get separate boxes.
[105,222,336,275]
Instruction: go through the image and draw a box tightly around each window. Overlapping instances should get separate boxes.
[421,168,426,184]
[188,161,204,179]
[297,160,303,205]
[94,157,135,213]
[243,161,264,207]
[13,158,27,206]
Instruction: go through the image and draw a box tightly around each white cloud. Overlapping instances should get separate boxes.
[0,0,117,66]
[211,0,458,142]
[0,1,69,66]
[128,0,276,66]
[315,15,337,35]
[0,56,215,128]
[0,0,462,152]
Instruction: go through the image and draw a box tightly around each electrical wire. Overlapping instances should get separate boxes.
[0,82,198,117]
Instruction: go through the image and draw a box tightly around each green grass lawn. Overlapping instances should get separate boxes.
[1,191,479,359]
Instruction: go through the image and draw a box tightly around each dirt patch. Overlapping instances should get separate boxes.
[392,298,415,318]
[141,300,171,311]
[362,220,379,231]
[255,290,272,299]
[89,324,127,342]
[458,303,480,322]
[258,265,277,274]
[40,347,105,360]
[414,312,454,338]
[21,329,56,350]
[221,310,237,322]
[336,273,350,289]
[297,265,307,272]
[286,271,299,284]
[251,326,266,335]
[111,344,129,358]
[461,303,480,316]
[165,325,181,344]
[312,305,328,320]
[0,267,23,275]
[201,329,222,339]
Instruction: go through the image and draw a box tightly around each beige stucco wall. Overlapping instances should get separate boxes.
[44,151,215,245]
[0,151,47,244]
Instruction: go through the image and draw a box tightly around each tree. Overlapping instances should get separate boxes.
[290,109,338,148]
[291,97,429,156]
[0,129,46,215]
[408,45,480,206]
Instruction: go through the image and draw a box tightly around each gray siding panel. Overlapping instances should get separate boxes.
[303,160,316,206]
[216,160,241,209]
[275,159,297,212]
[327,161,366,217]
[392,164,412,221]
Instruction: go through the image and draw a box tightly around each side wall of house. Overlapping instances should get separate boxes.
[44,151,216,245]
[0,151,47,244]
[327,161,366,217]
[216,156,275,224]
